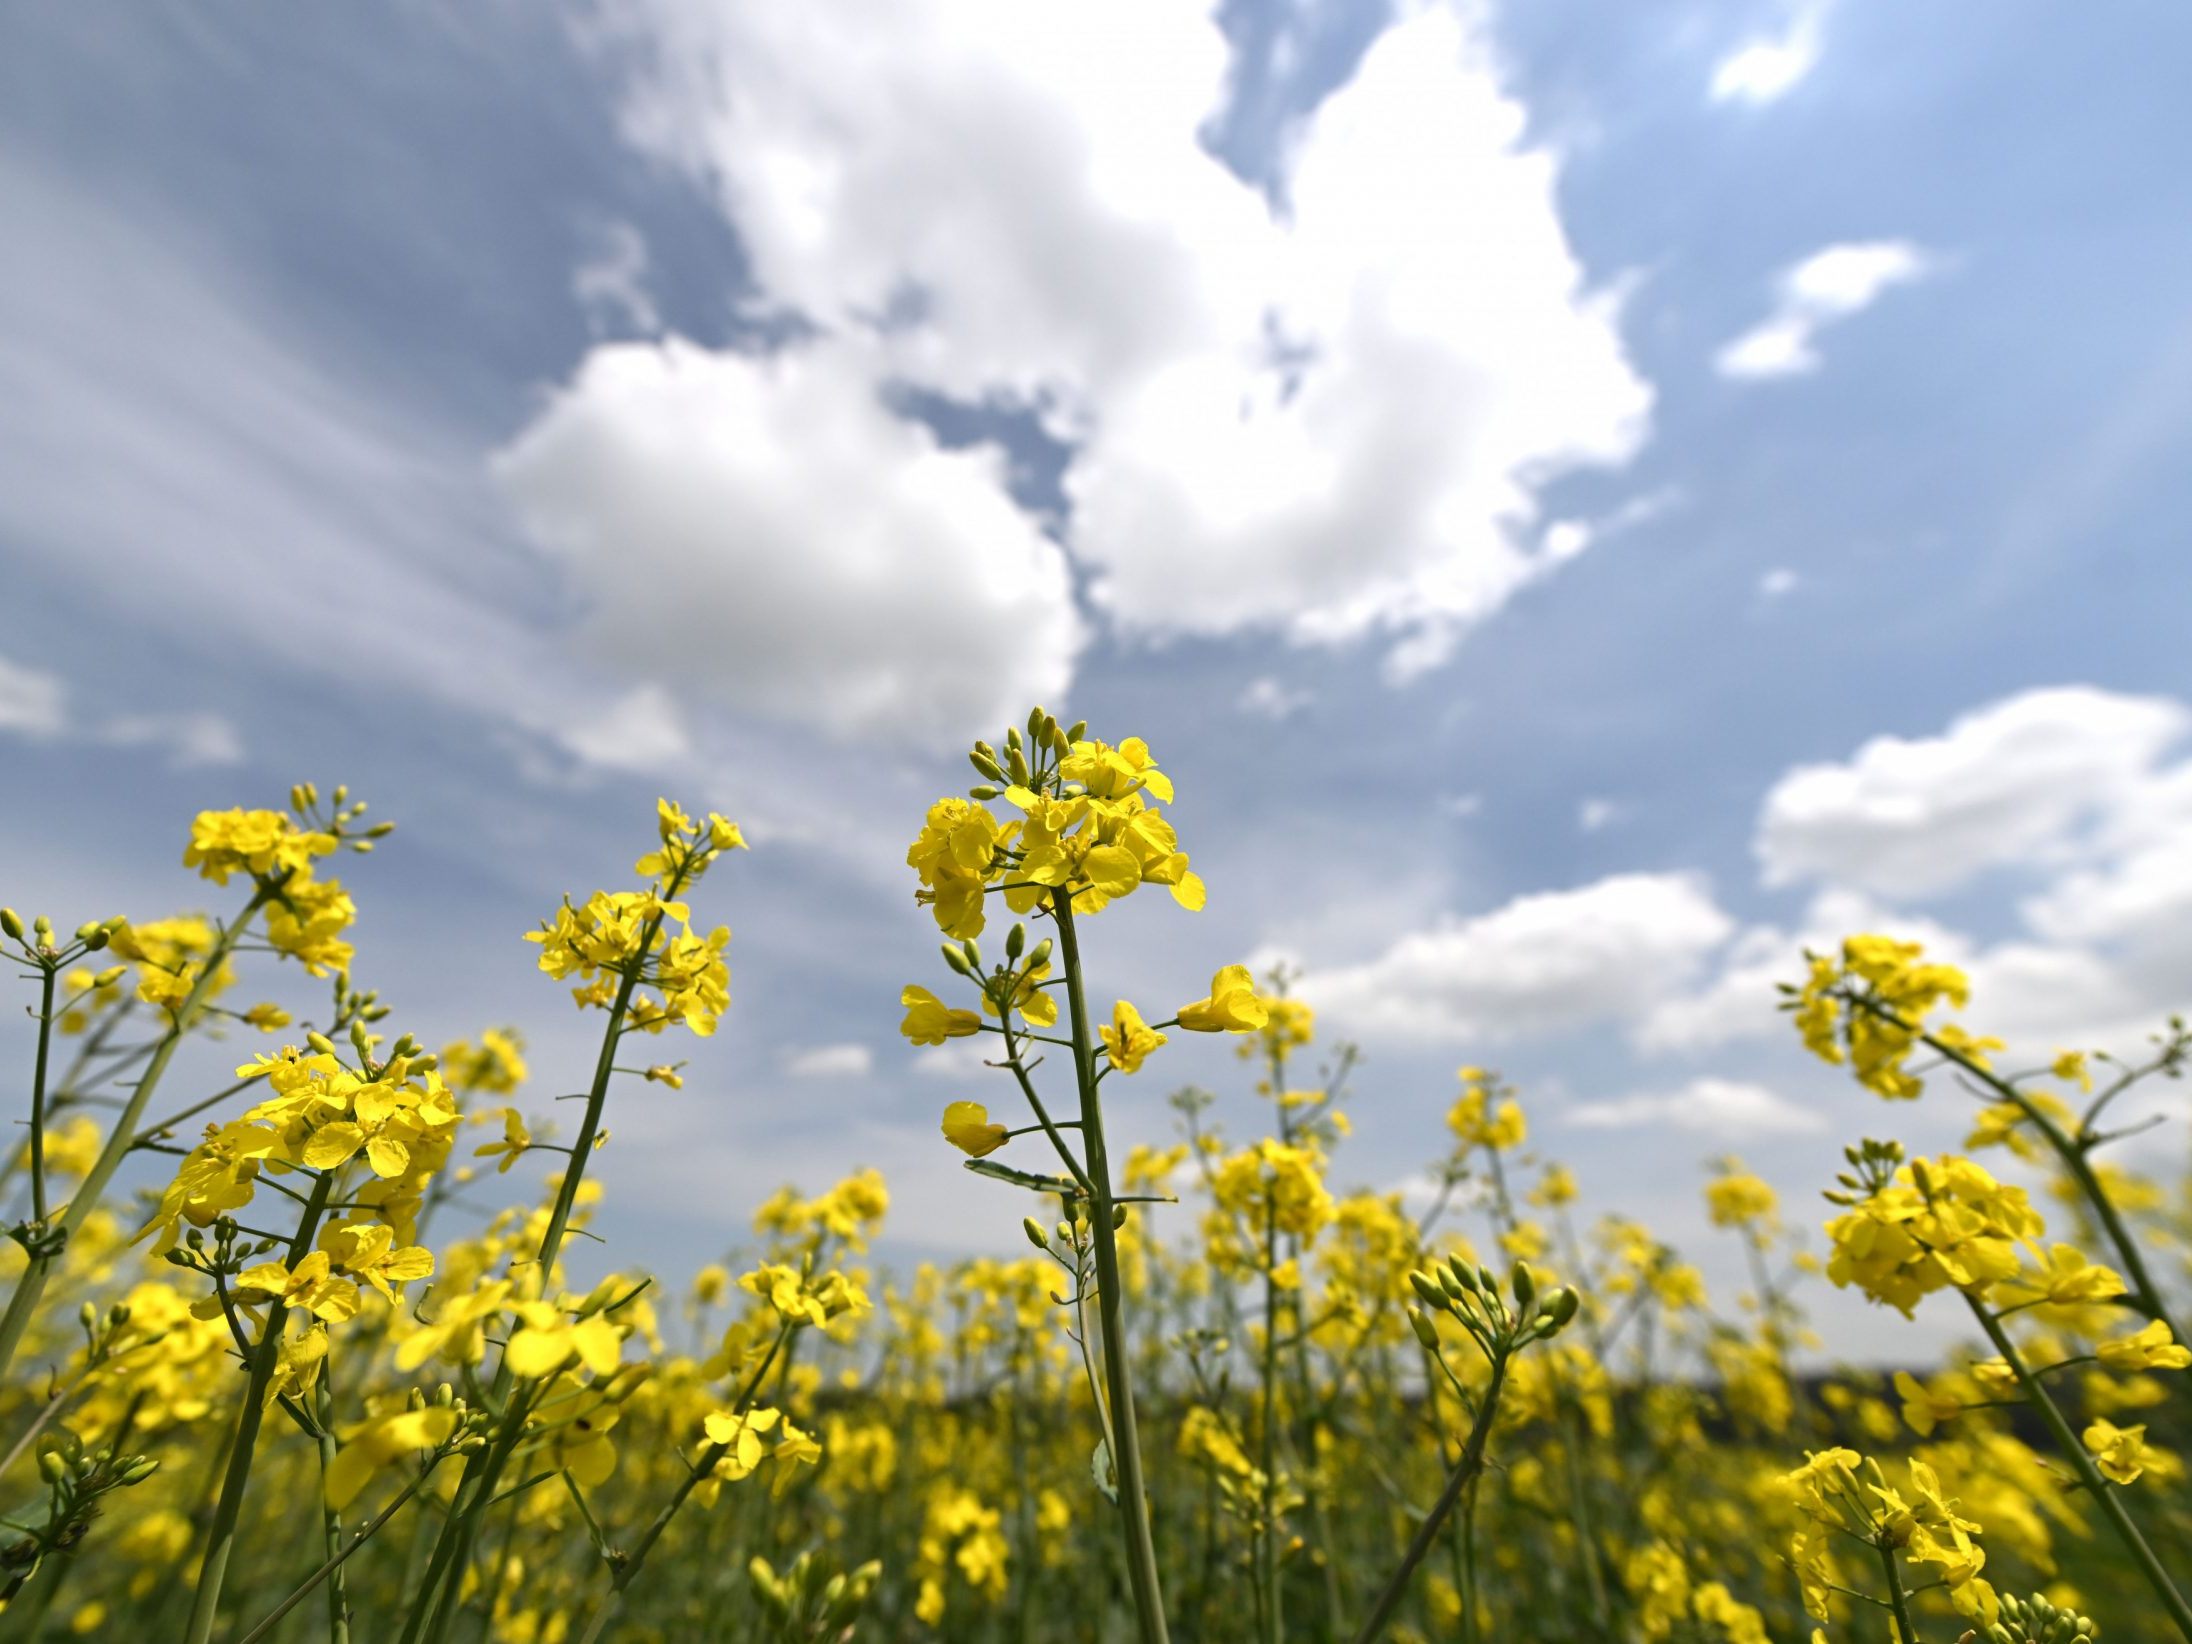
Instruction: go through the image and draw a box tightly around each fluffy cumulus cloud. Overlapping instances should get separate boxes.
[1757,685,2188,897]
[492,338,1082,745]
[1568,1076,1823,1136]
[1716,240,1934,380]
[540,0,1651,708]
[1655,686,2192,1056]
[1297,873,1733,1045]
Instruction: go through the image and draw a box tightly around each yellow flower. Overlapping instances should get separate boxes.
[503,1303,624,1381]
[324,1222,435,1302]
[2000,1244,2126,1308]
[473,1108,531,1173]
[2084,1418,2155,1485]
[1176,966,1268,1034]
[1893,1370,1963,1437]
[1099,1000,1166,1073]
[234,1251,361,1324]
[323,1407,459,1511]
[2098,1320,2192,1373]
[941,1101,1010,1158]
[901,985,981,1046]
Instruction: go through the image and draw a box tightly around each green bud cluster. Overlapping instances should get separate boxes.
[1406,1258,1581,1360]
[1969,1592,2099,1644]
[748,1550,884,1641]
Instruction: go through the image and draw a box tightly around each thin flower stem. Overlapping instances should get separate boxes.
[184,1165,340,1644]
[1966,1295,2192,1641]
[1351,1348,1511,1644]
[27,963,56,1225]
[0,887,273,1385]
[1053,896,1171,1644]
[231,1454,447,1644]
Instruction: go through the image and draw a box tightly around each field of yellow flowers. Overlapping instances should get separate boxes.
[1,710,2187,1644]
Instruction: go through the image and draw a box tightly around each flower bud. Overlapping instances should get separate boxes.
[1511,1262,1536,1311]
[1112,1204,1129,1229]
[940,943,974,978]
[1005,923,1026,961]
[306,1031,338,1056]
[93,965,125,988]
[1065,720,1087,744]
[1538,1287,1580,1333]
[0,908,22,941]
[1023,1217,1049,1251]
[1027,939,1053,970]
[1407,1270,1447,1311]
[1408,1306,1440,1351]
[969,784,1000,800]
[39,1451,65,1483]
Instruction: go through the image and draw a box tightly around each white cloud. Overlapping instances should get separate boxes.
[1238,676,1312,721]
[1716,241,1935,380]
[554,683,695,775]
[1298,872,1733,1045]
[1758,567,1800,599]
[98,712,246,769]
[1569,1077,1825,1136]
[784,1043,875,1079]
[0,652,242,768]
[1578,797,1624,833]
[1654,688,2192,1058]
[0,655,66,739]
[1757,686,2188,898]
[1709,4,1828,106]
[572,221,662,336]
[493,337,1083,746]
[581,0,1651,680]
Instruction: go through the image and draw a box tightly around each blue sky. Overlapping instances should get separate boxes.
[5,0,2191,1359]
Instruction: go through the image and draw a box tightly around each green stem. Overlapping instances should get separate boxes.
[1352,1350,1511,1644]
[401,884,687,1644]
[27,963,56,1226]
[1968,1296,2192,1641]
[1876,1539,1920,1644]
[316,1377,353,1644]
[233,1457,442,1644]
[0,890,271,1385]
[184,1165,339,1644]
[1897,1007,2183,1342]
[1053,896,1171,1644]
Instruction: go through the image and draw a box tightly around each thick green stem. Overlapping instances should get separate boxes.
[1352,1350,1510,1644]
[184,1166,339,1644]
[1969,1297,2192,1641]
[27,964,56,1225]
[1053,897,1171,1644]
[0,892,269,1385]
[1876,1539,1920,1644]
